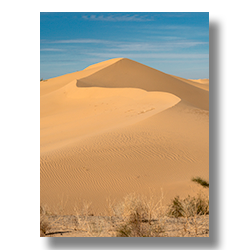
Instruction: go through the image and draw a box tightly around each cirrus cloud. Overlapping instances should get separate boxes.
[82,13,154,22]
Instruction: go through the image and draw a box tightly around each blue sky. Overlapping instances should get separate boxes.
[40,12,209,80]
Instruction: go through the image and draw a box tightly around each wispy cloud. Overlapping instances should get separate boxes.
[82,13,153,22]
[108,41,208,52]
[42,39,208,52]
[40,48,65,52]
[46,39,109,44]
[86,52,209,59]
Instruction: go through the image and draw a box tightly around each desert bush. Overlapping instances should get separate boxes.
[167,177,209,218]
[40,215,52,236]
[115,193,166,237]
[167,196,184,218]
[40,206,52,236]
[167,193,209,218]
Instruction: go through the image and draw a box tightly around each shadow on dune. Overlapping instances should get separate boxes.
[77,58,209,111]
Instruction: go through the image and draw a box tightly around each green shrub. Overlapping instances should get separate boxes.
[192,177,209,188]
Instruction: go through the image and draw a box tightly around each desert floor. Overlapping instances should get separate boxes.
[41,214,209,237]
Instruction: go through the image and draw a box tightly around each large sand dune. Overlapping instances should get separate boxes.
[40,58,209,214]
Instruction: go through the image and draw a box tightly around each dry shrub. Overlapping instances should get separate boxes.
[40,190,209,237]
[167,193,209,218]
[40,205,52,237]
[115,193,166,237]
[40,216,52,237]
[72,200,92,231]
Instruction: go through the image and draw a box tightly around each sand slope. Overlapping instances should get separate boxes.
[187,78,209,91]
[40,58,123,96]
[40,58,209,214]
[41,80,181,152]
[77,58,209,110]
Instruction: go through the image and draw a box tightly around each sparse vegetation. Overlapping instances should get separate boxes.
[40,205,52,236]
[167,177,209,219]
[167,194,209,218]
[115,193,166,237]
[40,216,52,237]
[40,189,209,237]
[167,196,184,218]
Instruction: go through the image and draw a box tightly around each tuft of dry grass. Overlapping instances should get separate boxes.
[40,216,52,237]
[114,193,167,237]
[40,205,52,237]
[167,193,209,218]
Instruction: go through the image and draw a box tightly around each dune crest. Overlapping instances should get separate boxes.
[77,58,209,110]
[187,79,209,90]
[40,58,123,96]
[40,58,209,214]
[189,79,209,84]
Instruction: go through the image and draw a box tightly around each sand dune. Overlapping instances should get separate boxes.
[77,58,209,110]
[187,78,209,91]
[40,58,209,214]
[40,58,123,96]
[189,79,209,84]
